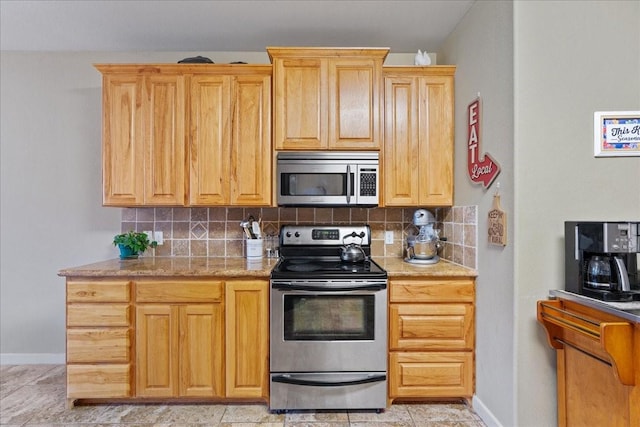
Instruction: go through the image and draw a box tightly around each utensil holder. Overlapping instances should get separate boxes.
[246,239,263,258]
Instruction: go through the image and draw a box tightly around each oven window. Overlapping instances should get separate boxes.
[280,173,354,197]
[283,295,374,341]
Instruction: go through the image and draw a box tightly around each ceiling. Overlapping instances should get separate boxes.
[0,0,474,53]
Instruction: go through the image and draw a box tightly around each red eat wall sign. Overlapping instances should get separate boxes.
[467,97,500,188]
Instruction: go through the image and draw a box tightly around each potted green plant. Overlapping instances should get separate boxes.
[113,231,157,259]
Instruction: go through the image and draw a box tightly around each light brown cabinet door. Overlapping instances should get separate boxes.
[189,75,231,205]
[102,73,144,205]
[329,59,381,150]
[190,71,271,206]
[389,303,474,351]
[417,75,454,206]
[389,351,473,398]
[179,304,224,397]
[67,364,131,399]
[136,303,223,398]
[272,58,327,150]
[101,69,186,206]
[230,75,272,206]
[383,68,455,207]
[225,280,268,398]
[136,304,176,397]
[142,74,186,205]
[560,344,632,427]
[270,48,387,151]
[383,76,420,205]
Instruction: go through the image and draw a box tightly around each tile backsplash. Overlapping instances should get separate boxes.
[121,206,477,269]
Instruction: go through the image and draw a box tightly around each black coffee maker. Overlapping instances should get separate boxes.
[565,221,640,302]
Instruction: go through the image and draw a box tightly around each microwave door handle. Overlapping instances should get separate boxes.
[346,165,352,204]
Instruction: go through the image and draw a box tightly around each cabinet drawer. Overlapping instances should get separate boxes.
[389,351,473,398]
[136,281,223,303]
[390,303,474,350]
[67,304,130,327]
[67,364,131,398]
[67,329,130,363]
[67,281,131,303]
[390,280,474,303]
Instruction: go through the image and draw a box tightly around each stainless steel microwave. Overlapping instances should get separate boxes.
[276,151,379,207]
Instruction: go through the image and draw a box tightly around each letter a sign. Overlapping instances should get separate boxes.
[467,97,500,188]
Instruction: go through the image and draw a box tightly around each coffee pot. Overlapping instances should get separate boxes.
[585,255,631,292]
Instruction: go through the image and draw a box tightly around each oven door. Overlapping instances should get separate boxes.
[270,280,387,373]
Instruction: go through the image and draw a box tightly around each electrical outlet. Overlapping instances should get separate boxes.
[143,231,153,242]
[385,231,394,244]
[154,231,164,245]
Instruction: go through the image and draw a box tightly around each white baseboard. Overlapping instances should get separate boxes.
[1,353,65,365]
[473,395,504,427]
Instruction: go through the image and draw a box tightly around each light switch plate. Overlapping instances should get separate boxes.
[385,231,394,244]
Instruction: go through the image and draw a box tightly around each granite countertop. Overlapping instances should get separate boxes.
[58,257,279,278]
[59,256,477,279]
[377,257,477,278]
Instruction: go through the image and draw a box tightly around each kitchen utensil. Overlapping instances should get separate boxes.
[410,239,439,259]
[340,232,366,263]
[586,255,631,291]
[586,255,612,289]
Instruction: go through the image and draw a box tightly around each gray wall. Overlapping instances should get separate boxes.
[513,1,640,426]
[442,1,640,426]
[439,1,515,425]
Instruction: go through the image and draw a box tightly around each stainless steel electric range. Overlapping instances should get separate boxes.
[269,224,388,413]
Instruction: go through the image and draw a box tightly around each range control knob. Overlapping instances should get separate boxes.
[285,232,292,238]
[295,232,300,238]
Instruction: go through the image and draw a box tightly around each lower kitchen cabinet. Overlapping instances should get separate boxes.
[135,281,224,398]
[65,280,133,405]
[136,303,224,397]
[65,277,269,404]
[225,280,269,398]
[388,278,475,401]
[538,299,639,427]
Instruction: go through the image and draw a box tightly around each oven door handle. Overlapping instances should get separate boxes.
[271,373,386,387]
[271,283,386,292]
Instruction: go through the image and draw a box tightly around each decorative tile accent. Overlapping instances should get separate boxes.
[121,206,478,269]
[190,222,208,239]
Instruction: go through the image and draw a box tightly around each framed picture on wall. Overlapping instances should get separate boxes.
[593,111,640,157]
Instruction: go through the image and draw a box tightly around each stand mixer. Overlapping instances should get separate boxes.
[405,209,442,265]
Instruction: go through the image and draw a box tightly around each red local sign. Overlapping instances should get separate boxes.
[467,97,500,188]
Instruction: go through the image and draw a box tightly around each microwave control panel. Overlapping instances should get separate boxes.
[360,170,377,196]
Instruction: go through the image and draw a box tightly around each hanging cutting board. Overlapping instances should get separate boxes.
[488,194,507,246]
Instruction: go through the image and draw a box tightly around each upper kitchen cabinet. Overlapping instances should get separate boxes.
[189,67,272,206]
[267,47,389,150]
[383,66,455,207]
[96,64,271,207]
[97,66,186,206]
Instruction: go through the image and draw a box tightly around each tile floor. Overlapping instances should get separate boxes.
[1,365,487,426]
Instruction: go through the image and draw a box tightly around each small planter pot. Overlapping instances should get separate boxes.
[118,244,139,259]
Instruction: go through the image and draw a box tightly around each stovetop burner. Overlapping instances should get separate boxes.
[273,258,386,279]
[271,224,388,280]
[282,260,377,273]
